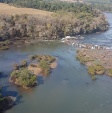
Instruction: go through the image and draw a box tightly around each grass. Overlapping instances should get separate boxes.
[0,3,53,16]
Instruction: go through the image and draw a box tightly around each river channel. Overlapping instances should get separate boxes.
[0,13,112,113]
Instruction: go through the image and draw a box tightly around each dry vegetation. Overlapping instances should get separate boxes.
[0,3,108,51]
[0,3,52,16]
[76,48,112,77]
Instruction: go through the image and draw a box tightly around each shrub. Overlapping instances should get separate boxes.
[20,60,27,68]
[76,53,93,64]
[13,64,19,70]
[88,64,105,75]
[10,69,37,87]
[31,55,56,63]
[39,60,51,75]
[88,66,96,75]
[29,55,37,60]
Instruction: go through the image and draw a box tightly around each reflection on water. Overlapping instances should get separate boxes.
[0,13,112,113]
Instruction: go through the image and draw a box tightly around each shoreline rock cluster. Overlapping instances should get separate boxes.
[61,36,111,50]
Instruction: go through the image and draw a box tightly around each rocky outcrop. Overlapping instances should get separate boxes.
[76,48,112,77]
[61,36,111,50]
[0,96,16,112]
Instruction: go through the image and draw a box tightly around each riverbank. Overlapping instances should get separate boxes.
[0,3,109,51]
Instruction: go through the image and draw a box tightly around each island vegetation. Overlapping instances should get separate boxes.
[10,55,57,89]
[76,48,112,79]
[0,1,109,50]
[10,69,37,89]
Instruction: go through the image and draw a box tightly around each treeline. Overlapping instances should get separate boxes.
[0,12,108,42]
[0,0,112,12]
[85,0,112,12]
[85,0,111,4]
[0,0,95,13]
[91,3,112,12]
[0,0,109,50]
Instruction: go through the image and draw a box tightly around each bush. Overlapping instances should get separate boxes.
[30,55,56,63]
[39,60,51,75]
[13,64,19,70]
[20,60,27,68]
[76,53,93,64]
[88,64,105,75]
[30,55,38,60]
[10,68,37,87]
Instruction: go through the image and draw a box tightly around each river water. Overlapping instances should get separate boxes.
[0,13,112,113]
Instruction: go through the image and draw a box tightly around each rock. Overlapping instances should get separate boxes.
[5,96,16,108]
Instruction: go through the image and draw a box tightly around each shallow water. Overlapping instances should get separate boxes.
[0,13,112,113]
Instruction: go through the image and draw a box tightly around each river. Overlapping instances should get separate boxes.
[0,13,112,113]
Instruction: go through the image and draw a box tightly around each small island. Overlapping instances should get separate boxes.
[76,48,112,79]
[10,55,57,89]
[0,86,16,112]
